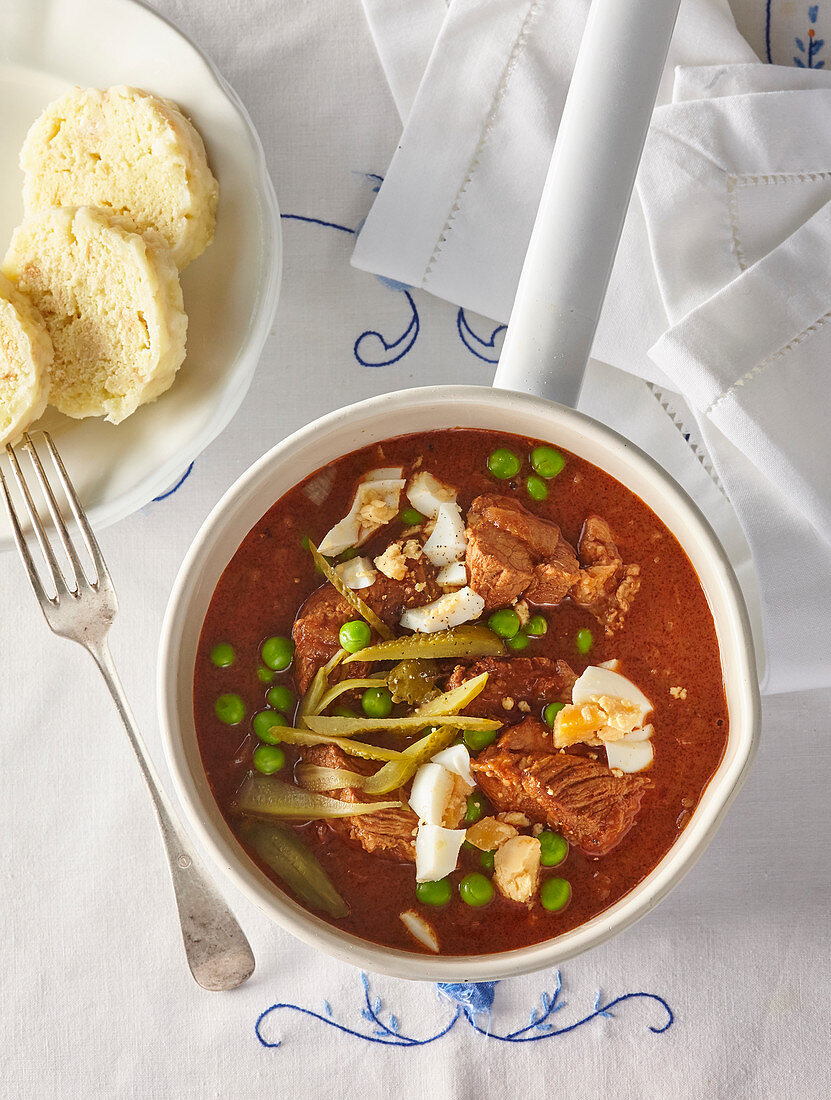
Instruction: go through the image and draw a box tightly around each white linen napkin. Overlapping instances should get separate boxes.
[351,1,831,692]
[637,84,831,692]
[360,0,449,120]
[351,0,755,318]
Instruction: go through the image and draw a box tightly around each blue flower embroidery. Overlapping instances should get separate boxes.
[795,6,825,67]
[255,971,673,1050]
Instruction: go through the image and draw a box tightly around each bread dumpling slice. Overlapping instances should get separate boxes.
[20,85,218,270]
[3,206,187,424]
[0,273,53,445]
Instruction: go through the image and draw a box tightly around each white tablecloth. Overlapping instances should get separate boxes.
[2,2,829,1096]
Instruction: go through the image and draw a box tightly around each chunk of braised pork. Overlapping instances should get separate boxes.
[470,718,650,856]
[292,587,370,693]
[570,515,641,634]
[445,657,576,724]
[304,744,418,861]
[292,540,442,692]
[365,538,442,623]
[465,495,581,610]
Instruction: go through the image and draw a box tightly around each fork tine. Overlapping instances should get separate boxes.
[0,462,53,606]
[38,430,109,587]
[22,432,88,590]
[4,442,66,595]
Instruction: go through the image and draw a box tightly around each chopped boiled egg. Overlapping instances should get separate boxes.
[400,910,439,952]
[465,816,518,851]
[423,502,467,567]
[436,560,467,587]
[399,587,485,633]
[572,665,652,720]
[364,467,404,481]
[409,763,457,826]
[605,730,654,773]
[430,744,474,788]
[554,665,654,751]
[414,823,466,883]
[409,757,473,826]
[334,555,377,590]
[317,472,405,556]
[493,836,542,904]
[406,471,457,518]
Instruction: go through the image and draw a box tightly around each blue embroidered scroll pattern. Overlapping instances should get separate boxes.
[456,308,506,364]
[795,6,825,67]
[254,971,674,1050]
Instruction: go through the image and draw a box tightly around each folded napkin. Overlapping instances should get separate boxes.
[352,0,831,693]
[360,0,449,120]
[638,82,831,692]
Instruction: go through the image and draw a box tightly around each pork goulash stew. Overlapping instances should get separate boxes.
[193,429,728,956]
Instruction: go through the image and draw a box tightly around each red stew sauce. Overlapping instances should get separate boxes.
[193,429,728,956]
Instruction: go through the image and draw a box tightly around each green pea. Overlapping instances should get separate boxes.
[361,686,393,719]
[261,635,294,671]
[215,693,245,725]
[266,684,294,713]
[257,665,276,683]
[400,507,425,526]
[338,546,359,562]
[543,702,565,727]
[333,705,358,719]
[210,643,235,668]
[507,632,529,652]
[253,743,286,775]
[540,877,571,912]
[463,727,499,752]
[253,709,287,743]
[416,878,451,906]
[539,830,568,867]
[488,608,520,639]
[487,448,521,480]
[459,872,495,907]
[464,791,487,825]
[480,849,495,871]
[526,475,548,502]
[530,446,565,479]
[526,614,548,636]
[576,628,594,655]
[339,619,372,654]
[301,534,311,550]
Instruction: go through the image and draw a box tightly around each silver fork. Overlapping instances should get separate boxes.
[1,431,255,991]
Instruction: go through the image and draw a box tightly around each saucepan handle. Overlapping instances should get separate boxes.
[493,0,681,407]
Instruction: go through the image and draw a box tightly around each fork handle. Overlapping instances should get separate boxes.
[89,639,255,991]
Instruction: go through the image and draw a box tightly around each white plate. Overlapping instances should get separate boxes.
[0,0,281,546]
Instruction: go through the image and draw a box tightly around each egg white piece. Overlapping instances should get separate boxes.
[572,665,653,722]
[431,744,474,788]
[409,762,456,826]
[436,560,467,587]
[622,722,653,743]
[406,471,457,518]
[605,735,654,773]
[414,823,466,882]
[399,910,439,952]
[364,467,403,481]
[318,476,405,556]
[334,555,377,590]
[423,502,467,566]
[399,587,485,633]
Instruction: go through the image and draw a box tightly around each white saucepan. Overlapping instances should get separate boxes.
[158,0,760,981]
